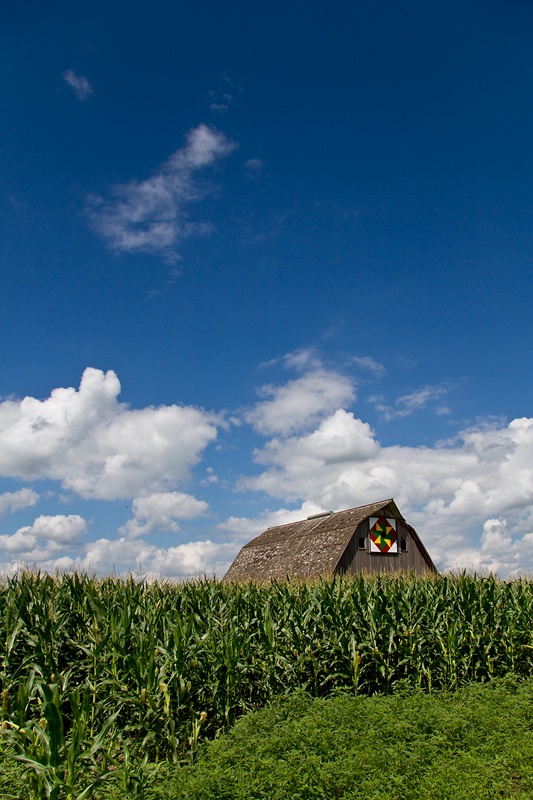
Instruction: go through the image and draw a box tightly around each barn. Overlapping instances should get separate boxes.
[223,499,436,581]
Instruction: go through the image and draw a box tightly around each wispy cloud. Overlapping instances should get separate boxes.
[282,348,322,371]
[351,355,386,377]
[244,158,263,179]
[209,95,232,113]
[373,383,452,420]
[62,69,95,101]
[208,75,241,114]
[86,124,237,260]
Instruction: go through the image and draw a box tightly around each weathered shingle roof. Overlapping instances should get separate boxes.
[223,499,404,582]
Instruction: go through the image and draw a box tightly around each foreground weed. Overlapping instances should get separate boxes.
[164,678,533,799]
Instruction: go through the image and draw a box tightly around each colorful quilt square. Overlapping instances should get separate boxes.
[369,516,398,554]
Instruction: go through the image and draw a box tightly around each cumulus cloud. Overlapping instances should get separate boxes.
[2,353,533,580]
[87,124,236,259]
[0,515,87,563]
[62,69,95,101]
[0,508,233,578]
[219,500,329,540]
[245,366,355,436]
[146,539,235,578]
[238,408,533,575]
[60,535,234,580]
[0,368,219,500]
[119,491,208,537]
[0,488,39,516]
[250,409,378,474]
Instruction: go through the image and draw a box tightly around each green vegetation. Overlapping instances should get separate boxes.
[4,680,533,799]
[156,678,533,799]
[1,571,533,798]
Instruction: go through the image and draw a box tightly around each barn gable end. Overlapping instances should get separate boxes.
[223,499,436,582]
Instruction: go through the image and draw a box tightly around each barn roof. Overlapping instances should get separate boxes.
[223,498,434,582]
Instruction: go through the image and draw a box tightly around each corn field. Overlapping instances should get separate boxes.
[1,572,533,794]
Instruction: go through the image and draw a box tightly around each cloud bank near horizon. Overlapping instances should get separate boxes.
[1,358,532,579]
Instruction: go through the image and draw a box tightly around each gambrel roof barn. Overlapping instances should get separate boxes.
[223,499,436,582]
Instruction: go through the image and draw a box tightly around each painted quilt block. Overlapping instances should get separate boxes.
[369,517,398,554]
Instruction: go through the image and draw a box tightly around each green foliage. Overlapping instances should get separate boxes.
[2,571,533,798]
[6,678,533,799]
[1,671,123,800]
[158,678,533,799]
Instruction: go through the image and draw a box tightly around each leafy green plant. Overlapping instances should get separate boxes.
[162,678,533,800]
[1,673,121,800]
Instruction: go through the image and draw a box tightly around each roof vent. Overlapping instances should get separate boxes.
[307,511,334,520]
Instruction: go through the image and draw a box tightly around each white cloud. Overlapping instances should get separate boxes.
[239,407,533,576]
[0,517,235,579]
[282,348,322,371]
[208,74,241,114]
[208,88,233,114]
[62,69,95,101]
[0,488,39,516]
[0,515,87,561]
[2,354,533,580]
[244,158,263,178]
[251,409,378,475]
[245,367,355,436]
[72,536,151,575]
[0,368,219,500]
[373,383,452,420]
[65,535,233,580]
[396,385,450,414]
[351,356,386,377]
[210,93,233,113]
[146,539,235,578]
[219,500,328,540]
[119,491,208,537]
[87,124,236,259]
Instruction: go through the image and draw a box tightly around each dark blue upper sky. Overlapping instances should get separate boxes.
[1,1,532,577]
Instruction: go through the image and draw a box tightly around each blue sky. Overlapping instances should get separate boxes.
[1,0,533,578]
